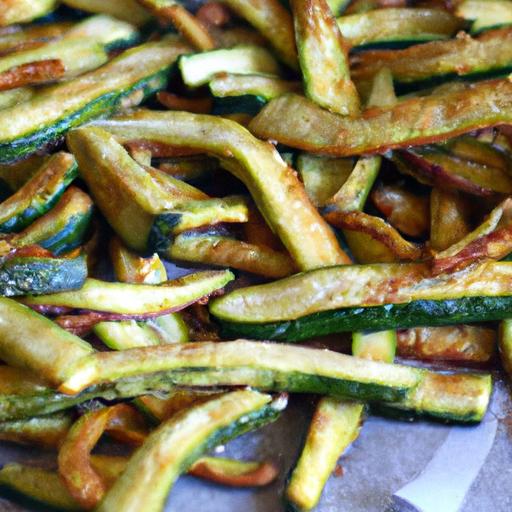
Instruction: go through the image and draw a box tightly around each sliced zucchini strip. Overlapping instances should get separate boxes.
[352,28,512,89]
[62,0,152,26]
[12,186,94,256]
[0,299,94,386]
[456,0,512,34]
[292,0,360,115]
[0,152,77,233]
[499,320,512,378]
[96,391,281,511]
[210,260,512,340]
[218,0,298,69]
[0,40,190,164]
[432,198,512,274]
[169,232,296,278]
[94,110,350,269]
[397,325,496,363]
[249,78,512,156]
[0,463,82,512]
[60,340,421,399]
[23,271,234,315]
[0,412,73,448]
[337,8,461,48]
[179,46,280,88]
[0,251,88,297]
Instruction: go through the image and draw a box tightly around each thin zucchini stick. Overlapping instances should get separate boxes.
[218,0,298,69]
[0,299,94,387]
[430,188,472,252]
[248,78,512,156]
[61,0,151,26]
[286,330,395,511]
[96,391,281,511]
[95,111,350,269]
[365,67,397,109]
[0,58,64,91]
[291,0,360,115]
[138,0,216,51]
[0,412,73,448]
[169,232,296,278]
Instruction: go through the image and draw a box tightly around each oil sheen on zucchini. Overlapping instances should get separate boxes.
[211,260,512,340]
[97,391,283,512]
[0,40,190,164]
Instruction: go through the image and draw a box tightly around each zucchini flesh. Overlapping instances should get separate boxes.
[352,28,512,90]
[96,391,281,511]
[0,152,77,233]
[292,0,360,116]
[217,295,512,342]
[0,463,82,511]
[0,87,34,109]
[248,78,512,156]
[286,399,364,511]
[60,340,421,399]
[23,271,234,315]
[286,329,395,511]
[95,315,189,350]
[168,232,296,278]
[0,37,108,85]
[218,0,298,69]
[0,0,57,26]
[210,261,512,340]
[211,261,512,323]
[0,41,190,164]
[0,412,72,448]
[337,8,461,48]
[0,252,87,297]
[179,46,280,87]
[397,325,496,363]
[94,110,350,270]
[12,186,93,255]
[296,154,353,207]
[63,14,140,50]
[67,126,249,253]
[0,298,93,387]
[456,0,512,34]
[62,0,152,26]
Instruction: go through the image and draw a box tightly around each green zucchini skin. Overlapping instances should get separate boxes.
[0,153,78,233]
[0,42,188,164]
[0,254,87,296]
[216,296,512,341]
[212,95,268,116]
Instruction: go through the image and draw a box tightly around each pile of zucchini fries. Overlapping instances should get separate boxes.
[0,0,512,510]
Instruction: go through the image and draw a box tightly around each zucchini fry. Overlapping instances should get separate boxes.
[292,0,360,115]
[0,0,57,26]
[249,78,512,156]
